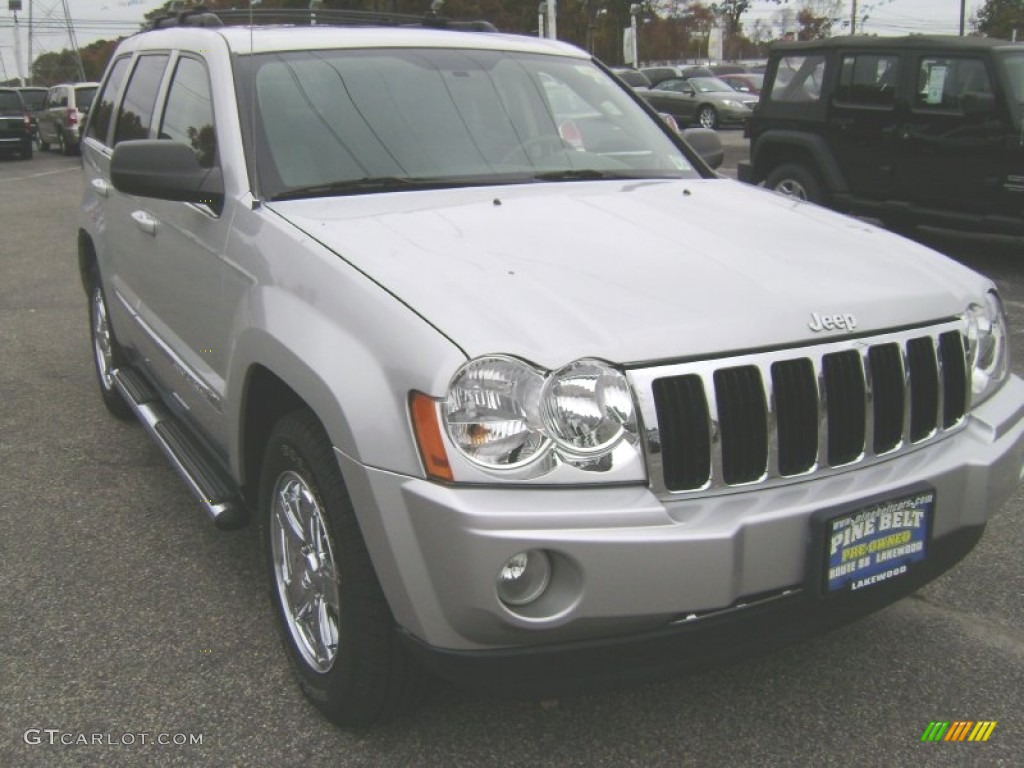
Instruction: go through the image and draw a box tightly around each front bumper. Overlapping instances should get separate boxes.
[402,524,983,697]
[718,104,755,123]
[339,376,1023,682]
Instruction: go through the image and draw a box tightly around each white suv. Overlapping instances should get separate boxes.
[78,9,1024,726]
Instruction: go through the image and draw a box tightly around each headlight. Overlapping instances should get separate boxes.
[965,291,1009,406]
[444,356,547,468]
[542,359,636,456]
[440,355,639,476]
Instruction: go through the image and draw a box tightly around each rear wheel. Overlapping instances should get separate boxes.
[58,129,71,156]
[262,409,424,726]
[36,132,49,151]
[764,162,825,205]
[88,270,133,420]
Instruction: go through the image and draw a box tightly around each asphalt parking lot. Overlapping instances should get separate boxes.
[1,147,1022,767]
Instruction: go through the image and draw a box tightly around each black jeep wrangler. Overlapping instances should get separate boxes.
[739,35,1024,236]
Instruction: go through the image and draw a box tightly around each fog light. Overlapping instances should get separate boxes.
[496,550,551,607]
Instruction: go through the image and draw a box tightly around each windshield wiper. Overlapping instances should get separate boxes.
[271,176,475,201]
[530,169,637,182]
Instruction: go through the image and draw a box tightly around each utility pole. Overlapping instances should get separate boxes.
[10,1,25,84]
[25,0,85,83]
[959,0,965,36]
[850,0,857,35]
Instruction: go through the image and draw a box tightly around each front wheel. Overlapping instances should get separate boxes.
[763,162,825,205]
[697,105,718,130]
[261,410,423,726]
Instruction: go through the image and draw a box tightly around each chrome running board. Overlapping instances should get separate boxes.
[112,367,248,530]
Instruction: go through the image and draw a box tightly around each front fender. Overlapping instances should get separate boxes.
[751,129,849,193]
[220,216,467,484]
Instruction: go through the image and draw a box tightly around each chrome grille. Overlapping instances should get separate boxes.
[630,321,968,496]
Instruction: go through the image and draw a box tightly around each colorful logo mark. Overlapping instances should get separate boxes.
[921,721,997,742]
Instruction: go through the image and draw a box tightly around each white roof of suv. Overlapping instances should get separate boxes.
[120,25,588,57]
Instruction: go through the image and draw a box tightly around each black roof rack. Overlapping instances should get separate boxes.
[145,6,498,33]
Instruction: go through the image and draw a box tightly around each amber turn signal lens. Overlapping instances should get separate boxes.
[410,392,453,482]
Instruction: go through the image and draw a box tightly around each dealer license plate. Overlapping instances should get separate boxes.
[808,488,935,596]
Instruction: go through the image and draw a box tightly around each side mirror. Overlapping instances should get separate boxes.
[681,127,724,170]
[111,139,224,210]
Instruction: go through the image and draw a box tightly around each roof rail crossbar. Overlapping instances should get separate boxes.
[144,6,498,33]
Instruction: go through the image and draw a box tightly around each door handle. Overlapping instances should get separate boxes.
[91,178,111,197]
[130,210,158,236]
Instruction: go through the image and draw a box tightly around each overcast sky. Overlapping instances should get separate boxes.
[0,0,987,83]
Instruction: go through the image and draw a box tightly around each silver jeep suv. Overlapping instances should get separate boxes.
[78,8,1024,726]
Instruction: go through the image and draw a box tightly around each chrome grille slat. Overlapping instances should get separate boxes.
[861,345,876,461]
[637,320,969,497]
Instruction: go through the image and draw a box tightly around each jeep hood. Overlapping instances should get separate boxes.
[269,179,988,369]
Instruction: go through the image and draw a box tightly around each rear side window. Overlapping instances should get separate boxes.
[87,57,131,145]
[913,56,992,112]
[114,54,169,144]
[158,56,216,168]
[835,54,899,107]
[770,55,826,103]
[75,86,98,111]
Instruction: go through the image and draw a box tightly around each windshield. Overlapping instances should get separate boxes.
[1002,51,1024,106]
[688,77,737,94]
[240,48,697,200]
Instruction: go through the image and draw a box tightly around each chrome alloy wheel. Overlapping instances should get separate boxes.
[91,286,116,392]
[270,470,341,673]
[773,178,810,200]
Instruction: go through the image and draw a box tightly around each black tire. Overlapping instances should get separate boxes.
[20,144,33,160]
[58,129,72,156]
[697,105,718,130]
[261,410,424,727]
[764,162,826,205]
[88,269,133,420]
[36,132,49,151]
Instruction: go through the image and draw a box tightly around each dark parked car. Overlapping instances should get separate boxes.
[36,82,99,155]
[740,35,1024,236]
[640,76,759,129]
[16,86,48,140]
[0,88,33,160]
[707,63,749,76]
